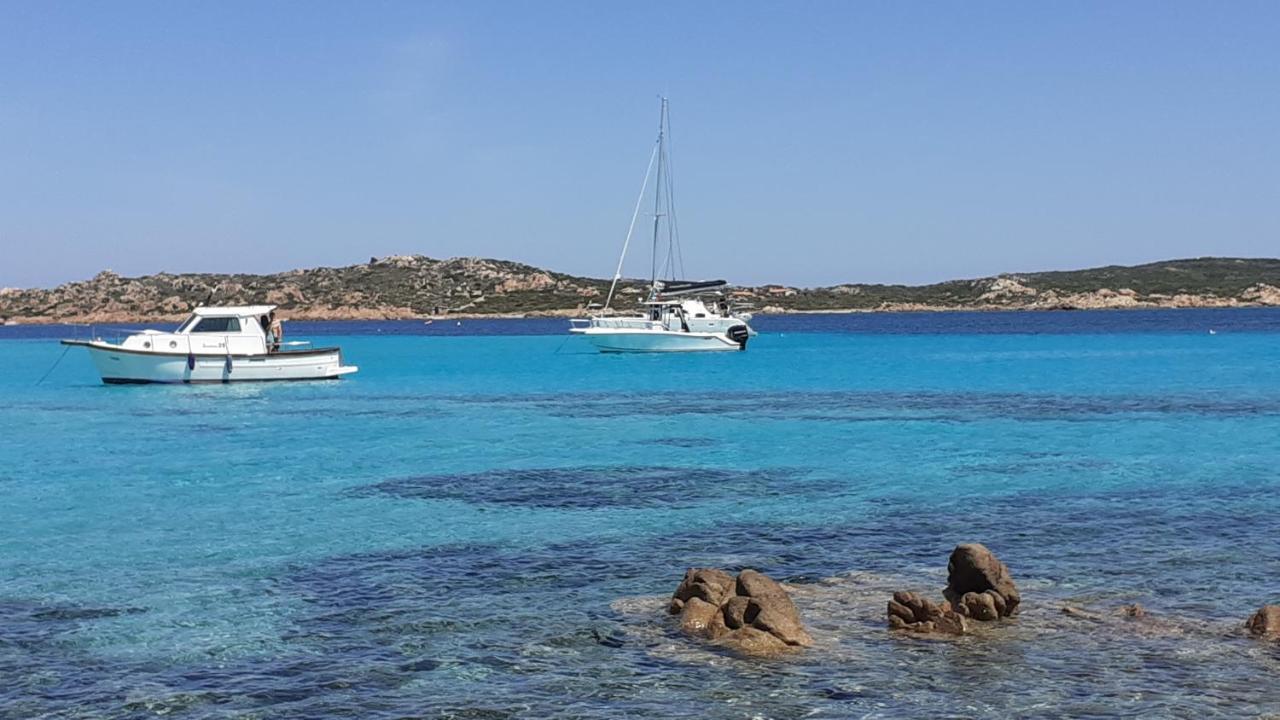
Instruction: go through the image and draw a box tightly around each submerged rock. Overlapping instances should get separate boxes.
[1062,603,1147,623]
[1246,605,1280,637]
[1120,603,1146,619]
[1060,605,1103,622]
[669,568,813,655]
[943,543,1020,619]
[1056,601,1217,641]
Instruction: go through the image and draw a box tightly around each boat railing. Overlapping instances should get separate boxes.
[585,317,665,331]
[64,325,313,355]
[71,325,155,345]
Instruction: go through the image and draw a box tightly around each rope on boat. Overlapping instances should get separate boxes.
[35,345,72,386]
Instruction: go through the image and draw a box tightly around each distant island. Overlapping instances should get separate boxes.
[2,256,1280,324]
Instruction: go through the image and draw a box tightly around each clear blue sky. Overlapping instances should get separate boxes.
[2,1,1277,288]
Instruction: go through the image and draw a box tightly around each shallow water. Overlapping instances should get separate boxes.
[3,309,1280,718]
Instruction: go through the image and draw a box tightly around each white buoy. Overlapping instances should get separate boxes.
[1208,329,1217,335]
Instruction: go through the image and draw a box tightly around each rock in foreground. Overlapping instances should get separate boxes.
[944,543,1020,619]
[669,568,813,656]
[887,543,1021,635]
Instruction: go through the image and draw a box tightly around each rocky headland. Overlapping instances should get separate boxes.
[3,255,1280,324]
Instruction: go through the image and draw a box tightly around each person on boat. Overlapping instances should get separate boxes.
[268,311,283,352]
[260,314,276,352]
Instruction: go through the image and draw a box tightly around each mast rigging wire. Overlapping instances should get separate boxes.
[603,140,660,312]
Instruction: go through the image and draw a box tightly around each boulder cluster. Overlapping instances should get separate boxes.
[888,543,1021,636]
[669,568,813,655]
[660,546,1280,657]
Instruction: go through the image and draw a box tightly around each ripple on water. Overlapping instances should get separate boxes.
[0,600,153,715]
[7,482,1280,718]
[8,321,1280,718]
[635,437,719,448]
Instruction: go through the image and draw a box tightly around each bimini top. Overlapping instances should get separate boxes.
[653,279,728,298]
[191,305,277,317]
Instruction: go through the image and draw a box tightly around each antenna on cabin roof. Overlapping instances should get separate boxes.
[198,285,217,308]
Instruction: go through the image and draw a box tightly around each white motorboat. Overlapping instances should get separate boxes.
[569,98,756,353]
[570,280,752,352]
[62,305,358,384]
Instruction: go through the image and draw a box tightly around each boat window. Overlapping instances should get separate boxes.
[176,315,198,333]
[191,316,241,333]
[695,313,705,318]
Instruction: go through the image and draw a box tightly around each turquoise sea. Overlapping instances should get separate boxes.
[3,309,1280,718]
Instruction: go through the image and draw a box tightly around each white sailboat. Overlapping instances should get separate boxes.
[62,305,358,384]
[569,98,756,352]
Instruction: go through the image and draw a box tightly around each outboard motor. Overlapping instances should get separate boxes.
[727,324,750,350]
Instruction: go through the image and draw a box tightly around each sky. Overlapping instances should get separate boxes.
[1,1,1277,289]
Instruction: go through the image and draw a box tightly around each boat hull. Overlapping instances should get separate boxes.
[574,329,744,353]
[63,341,358,384]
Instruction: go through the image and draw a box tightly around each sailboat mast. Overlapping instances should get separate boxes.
[602,141,659,312]
[651,97,667,287]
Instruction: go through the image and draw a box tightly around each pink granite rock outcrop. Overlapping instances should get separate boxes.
[669,568,813,656]
[888,543,1020,635]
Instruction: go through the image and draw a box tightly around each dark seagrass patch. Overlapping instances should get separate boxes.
[348,465,815,509]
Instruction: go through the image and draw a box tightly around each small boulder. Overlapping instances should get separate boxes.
[887,590,968,636]
[943,544,1020,619]
[704,606,731,640]
[1246,605,1280,637]
[751,599,814,647]
[678,597,719,635]
[727,626,791,656]
[671,568,736,612]
[985,589,1008,616]
[736,569,787,600]
[1061,605,1103,621]
[722,596,750,629]
[668,568,813,655]
[932,611,968,636]
[957,591,999,621]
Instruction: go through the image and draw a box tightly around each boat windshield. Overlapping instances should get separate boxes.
[190,316,241,333]
[176,314,198,333]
